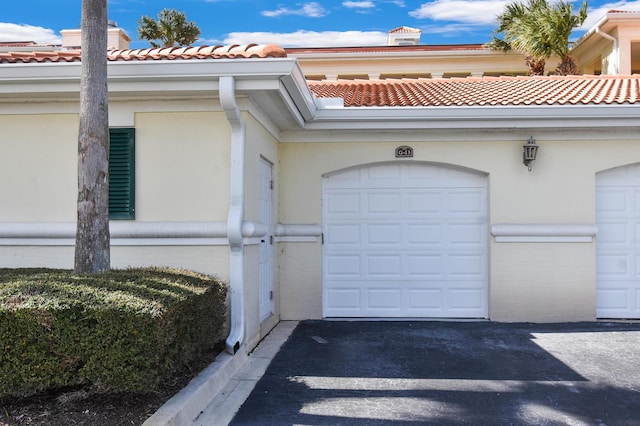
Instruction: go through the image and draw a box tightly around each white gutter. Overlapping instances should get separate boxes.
[594,27,619,75]
[220,76,246,355]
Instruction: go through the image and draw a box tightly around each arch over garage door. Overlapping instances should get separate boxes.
[596,163,640,318]
[322,162,488,318]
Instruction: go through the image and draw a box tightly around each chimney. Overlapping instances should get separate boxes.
[61,20,131,51]
[387,26,422,46]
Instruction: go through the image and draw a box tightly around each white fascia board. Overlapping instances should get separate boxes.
[0,61,80,82]
[107,58,300,82]
[0,57,301,95]
[279,61,318,121]
[305,104,640,131]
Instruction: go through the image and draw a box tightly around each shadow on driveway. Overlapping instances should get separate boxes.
[231,321,640,425]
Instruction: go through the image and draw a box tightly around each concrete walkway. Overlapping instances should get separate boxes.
[143,321,298,426]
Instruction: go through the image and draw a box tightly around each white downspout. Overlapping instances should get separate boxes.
[594,27,619,75]
[220,76,246,354]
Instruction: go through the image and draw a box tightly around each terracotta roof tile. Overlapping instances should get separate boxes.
[308,75,640,107]
[388,26,422,34]
[0,44,287,63]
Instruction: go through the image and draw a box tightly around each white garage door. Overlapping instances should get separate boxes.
[323,162,488,318]
[596,164,640,318]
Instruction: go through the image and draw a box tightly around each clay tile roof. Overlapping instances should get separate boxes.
[389,26,422,33]
[0,44,287,63]
[107,44,287,61]
[307,75,640,107]
[0,50,82,63]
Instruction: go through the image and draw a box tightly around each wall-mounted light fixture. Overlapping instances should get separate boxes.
[523,136,539,171]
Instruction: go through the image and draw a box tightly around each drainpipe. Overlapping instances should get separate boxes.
[594,27,619,75]
[220,76,246,354]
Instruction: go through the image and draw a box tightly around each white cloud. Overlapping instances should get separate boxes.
[220,30,388,47]
[0,23,61,45]
[409,0,510,24]
[261,2,329,18]
[343,1,376,8]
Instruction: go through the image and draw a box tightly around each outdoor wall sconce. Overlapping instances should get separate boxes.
[523,136,539,171]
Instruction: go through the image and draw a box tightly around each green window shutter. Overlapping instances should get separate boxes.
[109,128,135,220]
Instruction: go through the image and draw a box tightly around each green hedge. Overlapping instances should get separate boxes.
[0,268,227,398]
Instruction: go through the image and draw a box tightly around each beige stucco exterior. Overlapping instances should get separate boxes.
[278,136,640,322]
[2,41,640,354]
[573,11,640,75]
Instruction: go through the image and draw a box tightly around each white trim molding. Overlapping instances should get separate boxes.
[0,221,267,246]
[274,223,322,242]
[491,223,598,243]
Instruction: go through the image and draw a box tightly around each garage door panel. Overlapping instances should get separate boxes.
[448,254,485,276]
[449,288,485,310]
[324,163,488,318]
[448,223,485,245]
[597,254,630,276]
[597,164,640,318]
[448,190,486,214]
[597,222,630,245]
[407,288,444,309]
[367,192,402,214]
[366,224,402,245]
[407,191,444,214]
[598,288,630,310]
[326,288,361,309]
[597,190,628,214]
[326,191,361,215]
[407,255,443,276]
[325,224,360,245]
[367,255,402,276]
[326,254,361,276]
[408,224,442,244]
[368,288,402,309]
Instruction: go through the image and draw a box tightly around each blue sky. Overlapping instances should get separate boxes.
[1,0,639,48]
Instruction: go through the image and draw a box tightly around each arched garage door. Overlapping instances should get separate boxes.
[322,162,488,318]
[596,164,640,318]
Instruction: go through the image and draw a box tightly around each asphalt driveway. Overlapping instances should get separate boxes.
[230,320,640,425]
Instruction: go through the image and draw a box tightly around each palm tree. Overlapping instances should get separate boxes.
[75,0,110,273]
[486,0,588,76]
[137,8,201,48]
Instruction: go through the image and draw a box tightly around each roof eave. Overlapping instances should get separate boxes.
[304,104,640,131]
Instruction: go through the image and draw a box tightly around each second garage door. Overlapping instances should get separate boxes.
[323,162,488,318]
[596,164,640,319]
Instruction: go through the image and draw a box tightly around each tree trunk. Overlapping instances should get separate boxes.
[554,56,579,75]
[74,0,110,274]
[526,56,546,76]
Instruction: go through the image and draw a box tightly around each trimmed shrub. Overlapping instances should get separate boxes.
[0,268,227,398]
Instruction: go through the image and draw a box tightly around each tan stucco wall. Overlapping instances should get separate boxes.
[278,137,640,322]
[0,109,233,277]
[134,111,230,221]
[0,114,78,221]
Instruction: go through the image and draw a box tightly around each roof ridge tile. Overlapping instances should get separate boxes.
[1,44,287,63]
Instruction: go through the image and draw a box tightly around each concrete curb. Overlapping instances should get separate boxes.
[143,345,249,425]
[143,321,298,426]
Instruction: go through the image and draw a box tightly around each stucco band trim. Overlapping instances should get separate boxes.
[491,224,598,242]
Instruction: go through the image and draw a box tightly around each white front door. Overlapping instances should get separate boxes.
[596,164,640,318]
[322,162,488,318]
[259,158,274,322]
